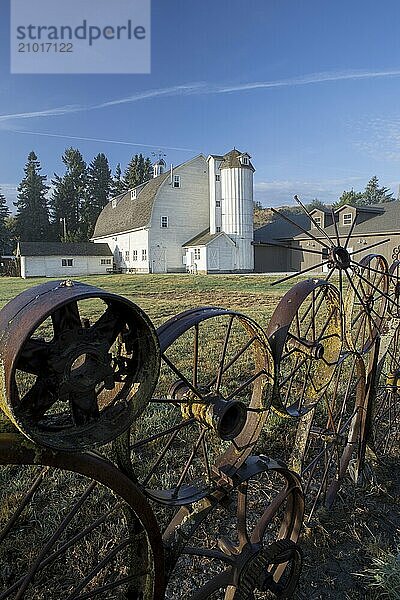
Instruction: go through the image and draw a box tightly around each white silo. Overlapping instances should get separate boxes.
[220,149,254,271]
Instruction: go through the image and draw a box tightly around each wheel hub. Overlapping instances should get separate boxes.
[169,382,248,441]
[330,246,351,270]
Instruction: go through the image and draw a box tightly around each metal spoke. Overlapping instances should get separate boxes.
[15,482,97,599]
[294,194,336,246]
[173,429,207,496]
[271,260,329,286]
[343,215,358,249]
[270,207,331,250]
[350,238,390,257]
[216,316,235,393]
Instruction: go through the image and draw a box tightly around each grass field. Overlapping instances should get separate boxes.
[0,273,399,599]
[0,272,293,326]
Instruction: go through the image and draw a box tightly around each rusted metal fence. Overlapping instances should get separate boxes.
[0,204,398,598]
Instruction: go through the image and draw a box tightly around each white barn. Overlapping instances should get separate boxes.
[17,242,113,278]
[92,149,255,274]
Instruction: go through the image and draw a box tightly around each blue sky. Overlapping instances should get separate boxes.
[2,0,400,210]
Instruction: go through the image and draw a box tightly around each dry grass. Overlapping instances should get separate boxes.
[0,273,399,598]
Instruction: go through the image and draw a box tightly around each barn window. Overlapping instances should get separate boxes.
[133,250,138,261]
[100,258,111,265]
[161,216,169,228]
[61,258,73,267]
[194,248,201,260]
[131,189,137,200]
[313,216,322,228]
[173,175,181,188]
[142,249,147,261]
[112,198,117,208]
[343,213,352,225]
[240,155,249,165]
[215,174,220,182]
[125,250,130,261]
[216,200,221,207]
[216,226,221,232]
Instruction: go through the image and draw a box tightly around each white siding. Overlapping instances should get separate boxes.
[207,156,222,235]
[184,246,207,273]
[149,155,209,272]
[94,229,149,272]
[22,255,112,278]
[220,166,254,271]
[206,236,235,272]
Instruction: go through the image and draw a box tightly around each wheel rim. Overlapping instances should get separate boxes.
[289,352,366,521]
[372,325,400,455]
[164,456,304,599]
[345,254,389,354]
[0,280,160,451]
[267,279,342,417]
[0,433,164,599]
[128,308,274,505]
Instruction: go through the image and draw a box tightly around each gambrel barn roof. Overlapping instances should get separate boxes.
[93,172,170,238]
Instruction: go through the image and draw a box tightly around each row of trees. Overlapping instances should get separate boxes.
[335,176,394,207]
[8,149,154,246]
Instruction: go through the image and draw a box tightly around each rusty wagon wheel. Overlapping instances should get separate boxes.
[370,324,400,456]
[266,279,342,418]
[288,352,366,522]
[164,455,304,599]
[270,198,391,353]
[0,431,165,599]
[387,260,400,318]
[344,254,389,354]
[0,280,160,451]
[126,307,274,505]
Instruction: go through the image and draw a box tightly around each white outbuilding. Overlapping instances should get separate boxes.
[17,242,113,278]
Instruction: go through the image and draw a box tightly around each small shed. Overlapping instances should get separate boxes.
[17,242,113,279]
[183,229,236,273]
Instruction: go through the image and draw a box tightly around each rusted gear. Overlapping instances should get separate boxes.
[0,280,160,451]
[126,307,274,505]
[0,432,165,599]
[288,352,366,521]
[163,455,304,599]
[266,279,342,417]
[344,254,389,354]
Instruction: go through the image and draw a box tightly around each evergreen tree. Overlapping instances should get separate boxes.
[0,190,10,254]
[5,216,17,253]
[306,198,326,211]
[82,153,113,238]
[362,176,394,204]
[123,154,153,189]
[334,189,364,208]
[15,151,51,241]
[111,163,127,196]
[50,148,87,240]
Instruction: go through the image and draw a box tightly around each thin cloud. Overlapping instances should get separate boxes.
[12,129,195,152]
[0,105,83,123]
[254,176,367,207]
[1,68,400,124]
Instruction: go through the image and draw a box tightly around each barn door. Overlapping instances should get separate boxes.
[208,248,220,270]
[151,247,166,273]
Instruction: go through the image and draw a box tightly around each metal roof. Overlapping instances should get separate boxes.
[183,229,236,247]
[18,242,112,257]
